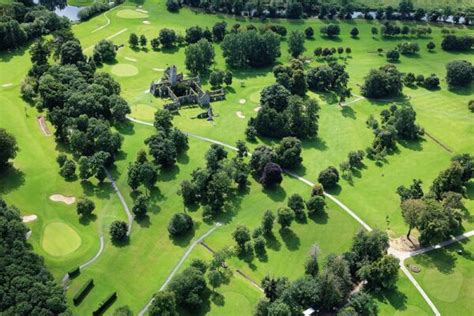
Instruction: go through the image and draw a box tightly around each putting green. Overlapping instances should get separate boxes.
[42,222,81,256]
[111,64,138,77]
[116,9,148,19]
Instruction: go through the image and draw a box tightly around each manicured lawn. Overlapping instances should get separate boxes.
[1,1,473,315]
[42,222,82,256]
[405,238,474,315]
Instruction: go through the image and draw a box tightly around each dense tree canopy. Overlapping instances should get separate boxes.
[0,128,18,170]
[446,60,473,87]
[361,64,403,98]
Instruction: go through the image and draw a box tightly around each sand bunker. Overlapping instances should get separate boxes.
[50,194,76,205]
[22,215,38,223]
[2,83,13,88]
[254,106,261,112]
[153,68,164,71]
[38,116,51,136]
[236,111,245,119]
[143,20,151,24]
[125,57,137,62]
[136,8,148,13]
[239,99,246,104]
[111,64,139,77]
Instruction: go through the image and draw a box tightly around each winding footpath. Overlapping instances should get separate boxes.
[137,223,222,316]
[105,168,134,236]
[127,116,474,316]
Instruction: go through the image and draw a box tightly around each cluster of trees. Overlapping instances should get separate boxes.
[22,35,130,174]
[380,23,432,37]
[78,2,111,22]
[145,109,188,169]
[248,84,319,139]
[441,35,474,52]
[365,104,423,162]
[209,70,232,89]
[221,29,280,68]
[314,46,352,59]
[150,28,178,50]
[128,33,148,49]
[0,199,68,314]
[403,72,440,90]
[445,60,473,87]
[0,1,70,51]
[361,64,403,98]
[254,229,396,315]
[397,41,420,55]
[398,154,472,244]
[0,128,18,171]
[307,62,350,99]
[319,24,340,37]
[178,142,249,219]
[179,0,472,25]
[340,150,365,182]
[127,150,158,193]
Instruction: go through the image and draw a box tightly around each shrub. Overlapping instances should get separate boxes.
[93,292,117,316]
[306,196,326,216]
[386,49,400,62]
[260,162,283,187]
[78,2,110,22]
[110,220,128,242]
[168,213,193,236]
[423,74,440,90]
[73,279,94,306]
[468,100,474,112]
[318,166,339,189]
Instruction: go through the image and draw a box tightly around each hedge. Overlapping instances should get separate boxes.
[92,292,117,315]
[73,279,94,306]
[68,267,80,279]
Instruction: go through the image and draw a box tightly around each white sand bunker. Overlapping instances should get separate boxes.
[143,20,151,24]
[50,194,76,205]
[239,99,246,104]
[153,68,164,71]
[2,83,13,88]
[22,215,38,223]
[125,57,137,62]
[254,106,261,112]
[136,8,148,13]
[236,111,245,119]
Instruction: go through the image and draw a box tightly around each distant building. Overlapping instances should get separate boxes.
[149,65,225,111]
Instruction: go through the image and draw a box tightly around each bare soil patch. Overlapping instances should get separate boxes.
[390,235,420,252]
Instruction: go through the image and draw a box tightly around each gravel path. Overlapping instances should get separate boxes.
[105,168,133,236]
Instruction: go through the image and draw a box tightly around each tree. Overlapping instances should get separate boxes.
[190,259,208,274]
[168,267,208,310]
[212,21,227,42]
[288,30,305,58]
[208,270,222,292]
[287,194,305,219]
[361,64,403,98]
[168,213,193,236]
[427,41,435,51]
[159,28,177,48]
[350,27,359,38]
[358,255,399,291]
[260,162,283,188]
[318,166,339,189]
[344,292,378,316]
[110,220,128,242]
[223,71,233,86]
[260,84,291,111]
[93,39,116,63]
[277,207,295,229]
[371,27,378,37]
[250,145,278,176]
[304,27,314,38]
[306,195,326,216]
[139,34,147,47]
[145,132,178,167]
[76,197,95,217]
[209,70,224,88]
[254,236,266,256]
[267,301,291,315]
[166,0,179,12]
[320,24,340,37]
[396,179,423,201]
[430,162,465,199]
[60,40,85,65]
[113,305,133,316]
[276,137,302,169]
[185,39,215,74]
[423,74,440,90]
[232,224,251,249]
[262,210,275,235]
[0,128,18,170]
[469,100,474,112]
[446,60,473,87]
[30,39,50,65]
[286,1,303,18]
[386,49,400,62]
[60,159,76,180]
[400,198,424,240]
[304,244,320,277]
[128,33,139,48]
[185,26,204,44]
[132,194,148,217]
[149,291,177,316]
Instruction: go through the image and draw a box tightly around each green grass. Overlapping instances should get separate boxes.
[405,238,474,315]
[42,222,82,256]
[1,0,473,315]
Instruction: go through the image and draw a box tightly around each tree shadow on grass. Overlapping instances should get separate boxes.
[279,228,300,251]
[0,165,25,195]
[262,185,287,202]
[211,292,225,306]
[308,210,328,224]
[413,247,458,274]
[373,285,408,311]
[398,138,424,152]
[115,121,135,136]
[325,184,342,196]
[265,233,281,251]
[170,225,197,248]
[79,213,97,226]
[341,105,356,119]
[158,164,180,182]
[135,214,151,228]
[112,237,130,248]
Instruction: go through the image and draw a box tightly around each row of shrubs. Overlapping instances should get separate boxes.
[93,292,117,315]
[78,2,112,21]
[73,279,94,306]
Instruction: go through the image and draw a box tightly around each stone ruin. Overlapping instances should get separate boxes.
[149,66,225,120]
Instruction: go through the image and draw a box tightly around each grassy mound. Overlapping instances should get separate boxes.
[116,9,148,19]
[111,64,138,77]
[42,222,82,256]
